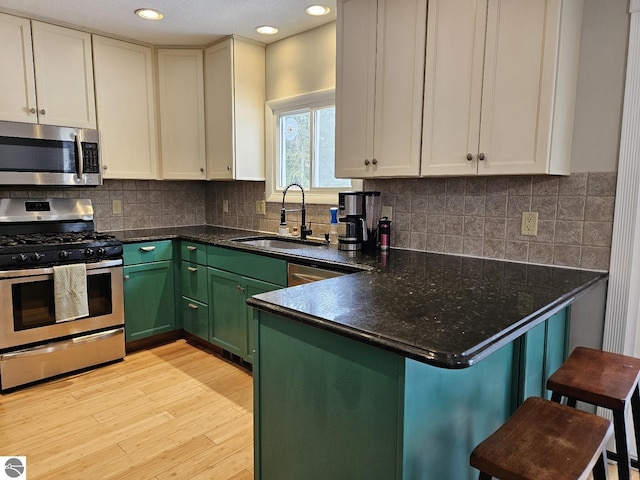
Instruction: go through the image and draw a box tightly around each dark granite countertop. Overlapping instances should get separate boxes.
[111,225,608,369]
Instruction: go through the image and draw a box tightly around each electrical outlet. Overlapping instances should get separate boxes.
[381,205,393,221]
[521,212,539,236]
[256,200,266,215]
[112,199,122,215]
[223,199,229,213]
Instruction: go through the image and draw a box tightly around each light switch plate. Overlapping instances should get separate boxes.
[381,206,393,221]
[223,199,229,213]
[256,200,266,215]
[112,199,122,215]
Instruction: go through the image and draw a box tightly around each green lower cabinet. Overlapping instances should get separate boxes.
[124,260,176,342]
[208,267,281,362]
[181,297,209,341]
[254,308,571,480]
[208,268,245,356]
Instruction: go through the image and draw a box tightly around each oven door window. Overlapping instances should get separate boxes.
[12,273,113,330]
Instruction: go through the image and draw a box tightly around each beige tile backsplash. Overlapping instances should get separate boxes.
[0,171,615,271]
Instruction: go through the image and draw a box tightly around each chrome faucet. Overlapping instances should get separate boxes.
[281,183,312,240]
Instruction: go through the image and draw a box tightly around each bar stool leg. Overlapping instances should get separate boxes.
[593,451,610,480]
[551,391,562,403]
[478,473,492,480]
[631,385,640,470]
[613,409,631,480]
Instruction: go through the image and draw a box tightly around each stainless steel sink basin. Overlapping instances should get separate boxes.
[231,236,326,250]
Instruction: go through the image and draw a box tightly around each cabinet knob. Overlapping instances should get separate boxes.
[466,153,473,161]
[478,153,486,161]
[372,158,378,165]
[237,285,245,294]
[226,166,231,171]
[364,159,370,166]
[188,303,199,310]
[103,165,108,170]
[39,109,46,115]
[200,167,204,173]
[124,275,130,281]
[29,108,36,114]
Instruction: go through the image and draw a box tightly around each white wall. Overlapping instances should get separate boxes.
[570,0,629,173]
[265,22,336,102]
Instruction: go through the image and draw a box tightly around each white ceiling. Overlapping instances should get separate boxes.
[0,0,337,46]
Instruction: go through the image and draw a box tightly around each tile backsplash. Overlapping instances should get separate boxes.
[0,171,615,271]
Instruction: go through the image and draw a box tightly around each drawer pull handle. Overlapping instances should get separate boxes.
[188,267,198,272]
[139,246,156,252]
[187,246,197,251]
[188,303,199,310]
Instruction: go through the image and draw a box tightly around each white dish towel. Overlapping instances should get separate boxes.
[53,263,89,323]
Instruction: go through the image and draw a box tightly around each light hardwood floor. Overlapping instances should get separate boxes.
[2,340,638,480]
[0,340,253,480]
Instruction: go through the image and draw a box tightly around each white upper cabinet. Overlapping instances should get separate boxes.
[205,37,265,181]
[157,49,207,180]
[335,0,426,178]
[31,21,96,128]
[0,15,96,128]
[93,36,159,180]
[0,13,37,124]
[421,0,584,176]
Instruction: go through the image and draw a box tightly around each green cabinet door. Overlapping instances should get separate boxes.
[124,260,176,342]
[208,267,244,356]
[243,276,281,363]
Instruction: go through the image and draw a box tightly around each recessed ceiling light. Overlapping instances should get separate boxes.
[256,25,279,35]
[306,5,331,16]
[135,8,164,20]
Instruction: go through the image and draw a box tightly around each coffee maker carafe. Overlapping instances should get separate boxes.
[337,191,381,251]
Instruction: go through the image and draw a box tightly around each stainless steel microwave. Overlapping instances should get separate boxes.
[0,120,102,186]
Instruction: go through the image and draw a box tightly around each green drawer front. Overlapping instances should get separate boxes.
[124,240,173,265]
[181,297,209,341]
[181,261,208,303]
[207,246,287,286]
[181,241,207,265]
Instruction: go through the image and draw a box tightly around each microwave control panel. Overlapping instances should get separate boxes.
[81,142,100,174]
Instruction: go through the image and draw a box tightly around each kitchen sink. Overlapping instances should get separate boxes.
[231,236,327,250]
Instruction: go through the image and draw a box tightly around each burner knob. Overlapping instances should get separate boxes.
[97,247,106,257]
[59,250,70,260]
[84,248,94,257]
[15,254,28,264]
[33,252,44,262]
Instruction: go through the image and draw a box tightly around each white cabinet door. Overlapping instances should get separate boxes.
[335,0,426,178]
[421,0,486,176]
[421,0,582,177]
[478,0,580,175]
[93,36,159,180]
[31,21,96,128]
[205,37,265,181]
[0,13,37,123]
[157,49,207,180]
[335,0,377,178]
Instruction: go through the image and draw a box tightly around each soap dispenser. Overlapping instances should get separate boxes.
[329,207,339,244]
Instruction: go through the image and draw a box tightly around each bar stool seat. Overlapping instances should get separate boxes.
[470,397,612,480]
[546,346,640,480]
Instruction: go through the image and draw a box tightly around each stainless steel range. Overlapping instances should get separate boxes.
[0,198,124,390]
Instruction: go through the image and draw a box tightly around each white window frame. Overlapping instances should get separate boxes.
[265,88,362,204]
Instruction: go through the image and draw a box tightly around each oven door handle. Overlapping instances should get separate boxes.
[0,259,122,279]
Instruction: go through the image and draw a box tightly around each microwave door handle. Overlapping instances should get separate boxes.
[74,134,83,181]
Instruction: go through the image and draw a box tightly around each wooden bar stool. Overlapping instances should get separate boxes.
[546,346,640,480]
[470,397,612,480]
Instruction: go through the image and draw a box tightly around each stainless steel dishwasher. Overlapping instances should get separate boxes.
[287,263,345,286]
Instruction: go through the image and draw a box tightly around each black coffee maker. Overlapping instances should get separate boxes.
[337,191,381,251]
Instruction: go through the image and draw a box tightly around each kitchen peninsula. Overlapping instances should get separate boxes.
[115,226,607,480]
